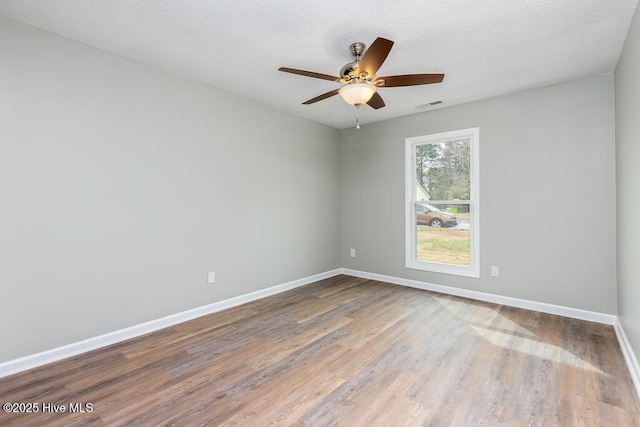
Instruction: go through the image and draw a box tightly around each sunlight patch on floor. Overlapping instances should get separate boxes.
[470,325,604,374]
[434,297,536,337]
[434,297,603,374]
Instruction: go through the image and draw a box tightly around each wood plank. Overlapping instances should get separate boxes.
[0,275,639,426]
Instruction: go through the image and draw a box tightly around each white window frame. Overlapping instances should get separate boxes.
[405,127,480,278]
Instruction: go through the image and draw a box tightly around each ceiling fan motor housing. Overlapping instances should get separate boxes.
[341,42,367,80]
[340,62,358,79]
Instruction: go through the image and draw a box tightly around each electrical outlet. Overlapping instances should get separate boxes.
[208,272,216,283]
[350,248,356,258]
[491,266,499,277]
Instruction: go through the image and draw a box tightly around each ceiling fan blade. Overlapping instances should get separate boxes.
[302,88,340,105]
[355,37,394,79]
[279,67,340,82]
[367,92,385,109]
[374,74,445,87]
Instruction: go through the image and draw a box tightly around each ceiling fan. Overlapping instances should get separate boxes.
[279,37,444,112]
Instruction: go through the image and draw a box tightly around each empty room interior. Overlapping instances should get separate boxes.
[2,1,640,425]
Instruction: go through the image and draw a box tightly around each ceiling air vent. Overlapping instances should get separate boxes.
[416,100,444,109]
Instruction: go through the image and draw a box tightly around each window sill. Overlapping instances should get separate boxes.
[406,260,480,278]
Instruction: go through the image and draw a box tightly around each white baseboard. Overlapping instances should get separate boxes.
[614,318,640,399]
[340,268,617,325]
[2,266,633,388]
[0,269,342,379]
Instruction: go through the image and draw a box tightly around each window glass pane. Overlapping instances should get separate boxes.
[415,203,471,266]
[415,138,470,201]
[406,127,478,277]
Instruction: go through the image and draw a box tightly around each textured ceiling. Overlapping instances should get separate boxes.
[1,0,637,129]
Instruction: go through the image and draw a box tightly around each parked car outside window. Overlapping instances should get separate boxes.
[416,204,458,228]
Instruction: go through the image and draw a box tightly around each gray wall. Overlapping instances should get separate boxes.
[0,18,341,363]
[340,74,617,314]
[616,5,640,366]
[0,14,625,365]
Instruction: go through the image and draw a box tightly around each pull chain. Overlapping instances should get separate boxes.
[355,104,361,129]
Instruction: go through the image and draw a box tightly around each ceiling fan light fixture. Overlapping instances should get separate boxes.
[279,37,444,110]
[339,83,377,106]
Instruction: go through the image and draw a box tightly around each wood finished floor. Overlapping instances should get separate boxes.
[1,275,639,426]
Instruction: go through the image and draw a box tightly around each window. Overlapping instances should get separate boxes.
[405,128,479,277]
